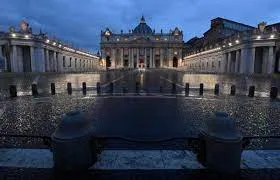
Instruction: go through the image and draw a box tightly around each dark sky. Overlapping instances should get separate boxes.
[1,0,280,52]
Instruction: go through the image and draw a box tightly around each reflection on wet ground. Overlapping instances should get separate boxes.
[0,69,280,149]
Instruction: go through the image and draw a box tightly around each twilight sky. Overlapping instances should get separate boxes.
[0,0,280,53]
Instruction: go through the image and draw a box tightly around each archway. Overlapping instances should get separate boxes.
[173,57,178,68]
[106,56,111,69]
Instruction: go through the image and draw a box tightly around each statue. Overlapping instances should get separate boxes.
[258,22,267,33]
[8,26,15,33]
[19,20,30,33]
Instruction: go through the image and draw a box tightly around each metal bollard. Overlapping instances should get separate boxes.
[9,85,17,97]
[96,82,101,95]
[270,87,278,99]
[136,82,140,94]
[172,83,176,94]
[185,83,189,96]
[199,83,204,96]
[230,85,236,96]
[159,86,163,93]
[82,82,87,95]
[67,83,72,95]
[248,86,255,97]
[32,84,38,96]
[109,82,114,94]
[214,84,219,95]
[51,83,56,95]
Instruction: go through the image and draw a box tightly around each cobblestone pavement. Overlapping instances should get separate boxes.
[0,69,280,149]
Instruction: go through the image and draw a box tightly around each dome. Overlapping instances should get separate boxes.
[133,16,153,35]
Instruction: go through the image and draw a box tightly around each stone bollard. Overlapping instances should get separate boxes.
[172,83,176,94]
[230,85,236,96]
[185,83,189,96]
[82,82,87,95]
[201,112,243,174]
[51,111,97,171]
[214,84,219,95]
[136,82,140,94]
[32,84,38,96]
[9,85,17,97]
[96,82,101,95]
[270,87,278,99]
[67,83,72,95]
[51,83,56,95]
[199,83,204,96]
[109,82,114,94]
[159,86,163,93]
[248,86,255,97]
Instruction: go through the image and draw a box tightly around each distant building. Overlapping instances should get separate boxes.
[100,16,184,69]
[182,17,280,74]
[0,20,101,73]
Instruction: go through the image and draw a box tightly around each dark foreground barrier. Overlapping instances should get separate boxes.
[214,84,219,95]
[82,82,87,95]
[230,85,236,96]
[270,87,278,99]
[248,86,255,97]
[96,82,101,95]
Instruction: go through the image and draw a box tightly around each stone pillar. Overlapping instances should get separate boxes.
[30,46,36,72]
[17,47,23,72]
[160,48,163,68]
[149,48,152,68]
[45,49,50,72]
[221,53,227,73]
[136,48,139,68]
[121,48,124,68]
[235,50,240,73]
[262,47,268,73]
[38,48,45,72]
[249,47,256,74]
[227,52,231,73]
[267,46,275,74]
[152,48,155,68]
[57,52,63,72]
[10,45,18,72]
[53,52,57,72]
[144,48,147,68]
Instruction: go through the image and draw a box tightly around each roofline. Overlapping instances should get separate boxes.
[266,22,280,27]
[212,17,255,29]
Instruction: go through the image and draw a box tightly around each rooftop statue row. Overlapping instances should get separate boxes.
[101,16,183,37]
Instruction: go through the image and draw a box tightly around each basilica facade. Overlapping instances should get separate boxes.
[100,16,183,69]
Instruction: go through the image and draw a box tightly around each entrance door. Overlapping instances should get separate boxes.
[106,56,111,69]
[173,57,178,68]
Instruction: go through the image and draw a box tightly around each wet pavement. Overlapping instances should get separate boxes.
[0,69,280,149]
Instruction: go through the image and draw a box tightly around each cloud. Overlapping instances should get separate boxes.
[0,0,280,52]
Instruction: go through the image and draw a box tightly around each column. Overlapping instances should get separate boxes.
[160,48,163,68]
[221,53,227,73]
[262,47,268,73]
[149,48,152,68]
[227,52,231,73]
[153,48,156,68]
[38,48,45,72]
[29,46,35,72]
[10,45,18,72]
[53,52,57,72]
[136,48,139,68]
[235,50,240,73]
[249,47,256,74]
[144,48,147,68]
[121,48,124,68]
[267,46,275,74]
[57,52,63,72]
[111,49,116,68]
[45,49,50,72]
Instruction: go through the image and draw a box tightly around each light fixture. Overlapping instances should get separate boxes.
[53,42,56,46]
[222,45,226,48]
[58,44,62,48]
[235,40,239,44]
[257,35,261,40]
[270,34,275,39]
[46,39,50,43]
[164,38,167,41]
[228,43,232,46]
[116,38,119,41]
[24,35,29,38]
[11,33,16,37]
